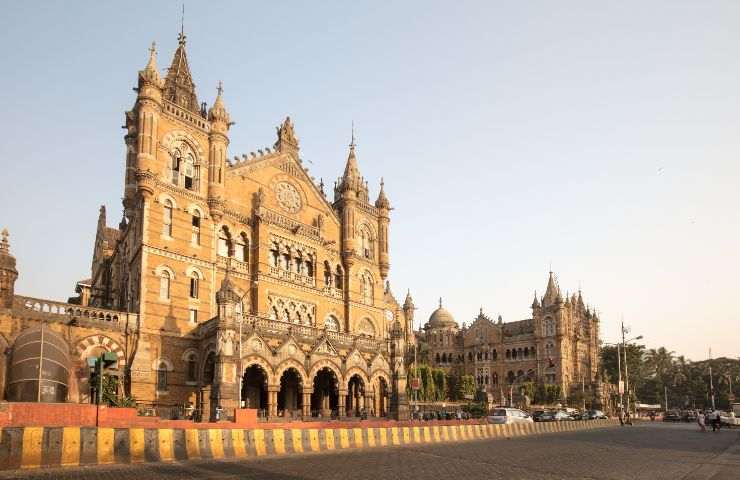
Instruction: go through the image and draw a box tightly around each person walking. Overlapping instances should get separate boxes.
[697,410,706,433]
[711,410,721,432]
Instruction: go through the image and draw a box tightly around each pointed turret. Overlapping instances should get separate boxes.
[578,290,585,309]
[531,291,540,309]
[0,228,18,308]
[543,271,560,306]
[138,41,164,89]
[163,30,199,114]
[208,81,230,125]
[334,135,369,202]
[403,289,414,310]
[375,178,391,209]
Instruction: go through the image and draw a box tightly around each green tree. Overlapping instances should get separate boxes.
[456,375,476,400]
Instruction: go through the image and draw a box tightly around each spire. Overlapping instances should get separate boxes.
[403,289,414,309]
[138,41,164,88]
[334,123,369,201]
[531,290,540,309]
[578,290,585,308]
[208,81,230,125]
[375,177,391,209]
[164,28,199,114]
[543,271,560,306]
[439,297,443,308]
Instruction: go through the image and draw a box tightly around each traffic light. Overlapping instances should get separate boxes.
[88,352,118,405]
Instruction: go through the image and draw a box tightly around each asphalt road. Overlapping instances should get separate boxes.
[2,422,737,480]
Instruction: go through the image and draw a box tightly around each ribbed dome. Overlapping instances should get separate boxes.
[428,298,457,328]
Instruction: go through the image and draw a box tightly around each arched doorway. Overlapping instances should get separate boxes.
[311,367,338,417]
[7,326,70,402]
[242,365,268,414]
[277,368,302,418]
[346,374,365,417]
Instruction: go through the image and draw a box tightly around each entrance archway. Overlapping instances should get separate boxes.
[311,367,338,417]
[277,368,303,417]
[242,364,268,413]
[346,374,365,417]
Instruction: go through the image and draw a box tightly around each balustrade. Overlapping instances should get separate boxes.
[14,295,136,330]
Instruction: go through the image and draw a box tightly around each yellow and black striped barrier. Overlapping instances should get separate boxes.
[0,419,617,470]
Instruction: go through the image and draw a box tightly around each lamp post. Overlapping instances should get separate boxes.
[602,342,623,416]
[621,322,643,418]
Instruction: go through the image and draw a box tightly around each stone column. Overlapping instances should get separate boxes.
[338,389,348,417]
[267,386,280,418]
[365,393,375,416]
[302,389,312,417]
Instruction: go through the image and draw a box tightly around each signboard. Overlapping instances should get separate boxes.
[618,381,624,395]
[410,378,420,391]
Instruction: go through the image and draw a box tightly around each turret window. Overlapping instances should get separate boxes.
[358,225,375,260]
[235,233,248,263]
[171,144,200,192]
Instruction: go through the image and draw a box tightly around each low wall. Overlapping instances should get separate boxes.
[0,419,617,471]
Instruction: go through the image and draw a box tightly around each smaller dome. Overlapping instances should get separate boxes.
[427,298,457,329]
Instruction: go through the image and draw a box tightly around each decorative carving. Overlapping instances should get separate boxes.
[274,181,302,213]
[267,294,316,326]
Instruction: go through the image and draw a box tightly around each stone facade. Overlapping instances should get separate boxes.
[0,32,413,420]
[415,273,601,406]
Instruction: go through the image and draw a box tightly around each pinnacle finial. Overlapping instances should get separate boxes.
[350,120,356,149]
[178,4,186,45]
[439,297,443,308]
[217,80,223,97]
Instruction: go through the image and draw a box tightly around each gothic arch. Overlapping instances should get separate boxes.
[74,335,125,365]
[274,359,308,385]
[370,369,391,390]
[308,359,343,386]
[185,203,206,217]
[154,265,176,279]
[241,354,276,385]
[151,358,174,371]
[343,366,370,390]
[157,192,178,209]
[181,348,199,361]
[161,130,206,161]
[356,317,377,338]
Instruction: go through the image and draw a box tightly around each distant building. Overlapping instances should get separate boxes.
[414,273,602,406]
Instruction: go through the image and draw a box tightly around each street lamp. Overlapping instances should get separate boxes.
[621,322,643,418]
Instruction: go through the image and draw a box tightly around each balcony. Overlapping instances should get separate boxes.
[267,266,316,287]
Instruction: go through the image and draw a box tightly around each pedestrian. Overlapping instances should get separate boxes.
[711,410,721,432]
[697,410,706,432]
[618,409,624,426]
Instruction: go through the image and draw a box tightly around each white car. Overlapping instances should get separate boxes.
[720,412,739,426]
[488,408,534,425]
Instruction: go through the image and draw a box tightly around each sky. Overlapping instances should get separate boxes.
[0,1,738,361]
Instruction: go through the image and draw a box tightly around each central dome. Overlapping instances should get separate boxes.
[428,298,457,328]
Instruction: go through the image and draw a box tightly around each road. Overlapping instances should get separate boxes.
[2,422,737,480]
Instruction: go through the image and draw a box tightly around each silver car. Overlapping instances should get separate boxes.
[488,408,534,425]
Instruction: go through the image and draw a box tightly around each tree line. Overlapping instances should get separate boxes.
[600,345,739,410]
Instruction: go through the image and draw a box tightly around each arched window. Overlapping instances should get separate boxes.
[357,318,376,337]
[305,257,314,278]
[163,199,173,237]
[323,261,332,287]
[203,352,216,385]
[334,265,343,290]
[543,317,555,337]
[235,233,248,263]
[492,373,498,385]
[358,225,375,260]
[468,351,473,362]
[189,271,200,299]
[282,250,292,271]
[270,306,279,320]
[172,144,200,192]
[191,210,201,245]
[270,243,280,268]
[156,361,168,392]
[217,227,231,257]
[505,349,511,359]
[492,349,497,360]
[507,371,515,384]
[360,272,374,305]
[325,315,340,332]
[186,353,197,382]
[517,348,523,359]
[159,270,171,300]
[441,353,447,363]
[435,353,440,364]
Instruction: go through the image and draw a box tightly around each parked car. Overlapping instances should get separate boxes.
[586,410,608,420]
[532,410,547,422]
[569,411,584,421]
[538,410,557,422]
[719,412,739,427]
[487,408,534,425]
[663,411,681,422]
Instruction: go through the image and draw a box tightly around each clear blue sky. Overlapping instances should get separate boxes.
[1,1,738,360]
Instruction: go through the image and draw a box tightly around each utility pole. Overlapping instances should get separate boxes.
[664,385,668,412]
[616,342,623,414]
[709,348,715,410]
[622,321,630,416]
